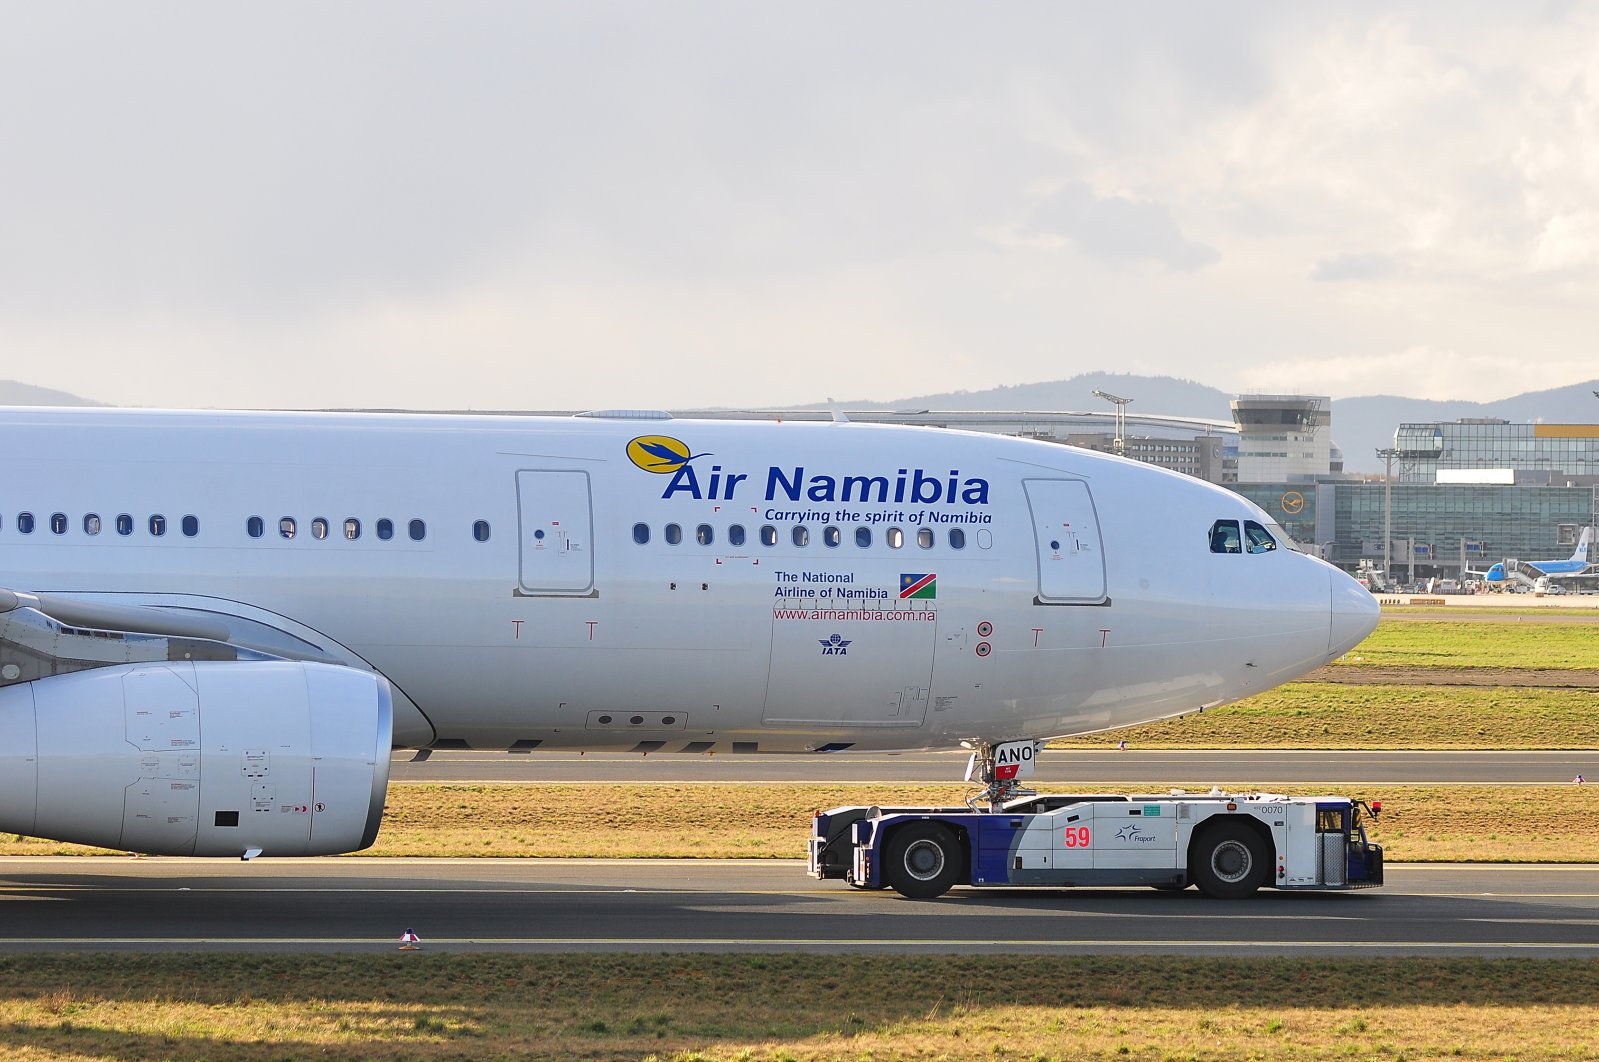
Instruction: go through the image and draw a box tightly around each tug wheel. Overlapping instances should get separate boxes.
[884,822,962,899]
[1190,821,1270,899]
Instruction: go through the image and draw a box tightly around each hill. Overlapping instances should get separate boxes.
[798,374,1599,473]
[0,380,100,406]
[7,374,1597,474]
[806,372,1235,421]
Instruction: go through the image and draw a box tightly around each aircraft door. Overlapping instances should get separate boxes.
[762,606,936,729]
[516,470,595,594]
[1023,479,1107,604]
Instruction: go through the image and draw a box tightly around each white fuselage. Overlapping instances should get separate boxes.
[0,408,1378,753]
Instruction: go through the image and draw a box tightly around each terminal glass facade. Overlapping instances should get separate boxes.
[1333,484,1597,573]
[1395,421,1599,484]
[1230,481,1596,575]
[1230,484,1321,549]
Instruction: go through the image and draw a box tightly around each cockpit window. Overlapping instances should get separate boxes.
[1209,520,1241,554]
[1244,520,1277,554]
[1263,521,1301,553]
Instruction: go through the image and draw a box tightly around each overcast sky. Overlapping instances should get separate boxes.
[4,3,1599,410]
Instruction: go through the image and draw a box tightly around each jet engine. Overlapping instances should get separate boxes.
[0,659,392,857]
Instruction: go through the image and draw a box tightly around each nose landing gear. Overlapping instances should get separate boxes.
[962,739,1041,811]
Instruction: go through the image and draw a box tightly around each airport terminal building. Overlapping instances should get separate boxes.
[689,400,1598,582]
[1393,420,1599,486]
[1209,410,1598,581]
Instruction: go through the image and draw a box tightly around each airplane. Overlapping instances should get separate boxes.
[1471,526,1593,585]
[0,407,1380,859]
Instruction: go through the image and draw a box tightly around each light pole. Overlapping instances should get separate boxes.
[1376,447,1400,586]
[1092,389,1133,456]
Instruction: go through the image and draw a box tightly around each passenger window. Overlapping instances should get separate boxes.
[149,515,166,537]
[344,518,361,540]
[633,522,650,545]
[1209,520,1241,554]
[696,524,714,546]
[760,525,778,547]
[855,526,871,548]
[376,519,394,541]
[473,520,491,543]
[84,514,101,536]
[115,514,132,536]
[247,516,264,539]
[50,513,67,535]
[408,519,426,541]
[886,527,904,549]
[728,524,746,547]
[279,517,296,540]
[949,528,966,549]
[311,518,329,540]
[1244,520,1277,554]
[182,515,199,538]
[792,525,809,547]
[822,526,840,548]
[917,527,934,549]
[17,512,34,534]
[665,523,682,545]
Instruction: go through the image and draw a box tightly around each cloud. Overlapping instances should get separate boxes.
[1030,181,1219,271]
[6,5,1599,411]
[1529,210,1599,272]
[1311,253,1398,282]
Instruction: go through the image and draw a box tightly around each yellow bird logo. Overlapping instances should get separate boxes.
[626,436,709,474]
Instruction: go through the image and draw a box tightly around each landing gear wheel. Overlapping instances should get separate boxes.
[1191,821,1270,899]
[884,822,961,899]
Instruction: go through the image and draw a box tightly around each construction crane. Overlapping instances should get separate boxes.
[1091,389,1133,456]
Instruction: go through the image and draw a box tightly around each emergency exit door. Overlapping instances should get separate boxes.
[516,470,594,594]
[1023,479,1107,604]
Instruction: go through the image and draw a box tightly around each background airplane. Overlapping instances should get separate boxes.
[1471,526,1593,585]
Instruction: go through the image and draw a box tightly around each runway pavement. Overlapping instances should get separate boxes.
[1,857,1596,957]
[390,748,1599,786]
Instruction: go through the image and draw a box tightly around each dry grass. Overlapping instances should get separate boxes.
[0,953,1595,1060]
[1052,682,1599,748]
[367,782,1599,863]
[1,616,1591,862]
[1360,784,1599,862]
[6,782,1591,862]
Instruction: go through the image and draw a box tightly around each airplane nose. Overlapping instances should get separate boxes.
[1328,567,1381,658]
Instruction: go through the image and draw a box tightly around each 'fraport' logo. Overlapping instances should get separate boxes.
[627,436,710,475]
[818,633,852,656]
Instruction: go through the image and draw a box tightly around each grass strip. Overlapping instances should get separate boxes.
[1335,619,1598,670]
[368,782,1599,863]
[1381,604,1599,618]
[0,953,1596,1060]
[4,783,1590,861]
[1051,682,1599,748]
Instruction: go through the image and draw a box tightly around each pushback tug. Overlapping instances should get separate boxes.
[810,741,1383,899]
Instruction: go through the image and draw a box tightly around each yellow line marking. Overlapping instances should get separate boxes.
[0,938,1595,950]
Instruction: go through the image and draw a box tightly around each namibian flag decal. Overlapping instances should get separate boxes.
[899,573,937,599]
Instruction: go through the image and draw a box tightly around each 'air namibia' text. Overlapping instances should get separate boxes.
[661,464,990,505]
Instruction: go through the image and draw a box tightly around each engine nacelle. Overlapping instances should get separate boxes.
[0,660,392,857]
